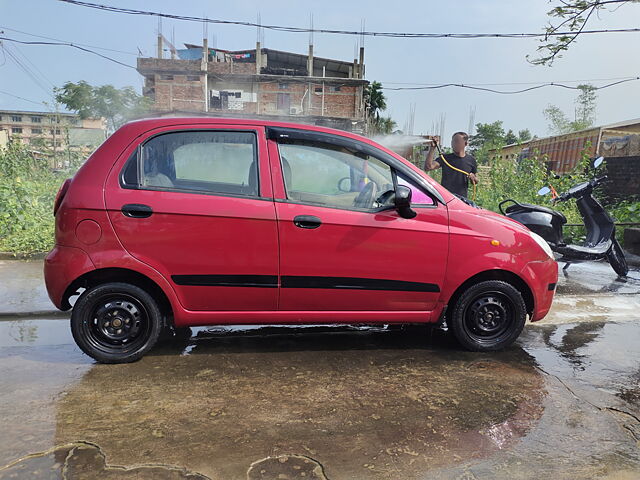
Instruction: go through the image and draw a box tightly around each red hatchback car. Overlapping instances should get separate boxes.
[44,117,557,363]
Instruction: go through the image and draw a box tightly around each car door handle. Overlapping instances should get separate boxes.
[121,203,153,218]
[293,215,321,229]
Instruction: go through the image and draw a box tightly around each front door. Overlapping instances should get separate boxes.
[105,126,278,312]
[268,129,449,313]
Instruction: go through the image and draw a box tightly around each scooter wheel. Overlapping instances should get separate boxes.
[607,238,629,277]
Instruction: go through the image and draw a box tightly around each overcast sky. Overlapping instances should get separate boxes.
[1,0,639,145]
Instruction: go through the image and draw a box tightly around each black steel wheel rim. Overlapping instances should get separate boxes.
[82,293,152,354]
[462,291,514,344]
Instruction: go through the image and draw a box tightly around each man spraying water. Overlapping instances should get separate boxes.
[424,131,478,199]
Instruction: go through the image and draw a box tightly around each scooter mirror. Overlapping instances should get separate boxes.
[537,186,551,196]
[593,156,604,168]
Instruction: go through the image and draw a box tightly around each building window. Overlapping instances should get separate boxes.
[31,128,43,134]
[31,116,42,123]
[49,117,61,124]
[278,83,289,89]
[314,87,323,93]
[11,116,22,122]
[331,86,342,92]
[160,74,174,80]
[11,127,23,134]
[50,128,61,135]
[187,75,200,81]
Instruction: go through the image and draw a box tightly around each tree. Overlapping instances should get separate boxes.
[530,0,639,65]
[371,116,397,135]
[363,81,398,135]
[470,122,533,163]
[517,129,533,142]
[575,83,597,128]
[469,121,506,152]
[55,81,151,133]
[543,83,597,134]
[363,81,387,121]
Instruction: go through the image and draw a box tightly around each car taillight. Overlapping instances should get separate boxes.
[53,178,71,216]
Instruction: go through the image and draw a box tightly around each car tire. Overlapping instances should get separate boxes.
[70,282,163,364]
[448,280,527,352]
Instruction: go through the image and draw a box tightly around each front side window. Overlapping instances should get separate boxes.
[396,171,435,206]
[277,139,395,211]
[139,130,258,197]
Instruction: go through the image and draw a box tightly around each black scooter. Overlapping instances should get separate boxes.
[498,156,628,277]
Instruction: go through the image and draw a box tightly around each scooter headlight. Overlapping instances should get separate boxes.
[529,231,554,259]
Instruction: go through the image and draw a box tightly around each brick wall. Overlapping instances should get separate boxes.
[258,82,359,118]
[603,156,640,201]
[153,74,206,112]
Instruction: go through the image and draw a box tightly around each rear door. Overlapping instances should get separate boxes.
[267,127,449,314]
[105,125,279,312]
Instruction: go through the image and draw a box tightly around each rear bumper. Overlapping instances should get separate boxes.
[521,258,558,322]
[44,245,95,310]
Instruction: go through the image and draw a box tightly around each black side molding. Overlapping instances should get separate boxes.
[172,275,278,288]
[171,274,440,293]
[281,276,440,293]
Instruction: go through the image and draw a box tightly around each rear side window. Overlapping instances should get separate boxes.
[136,130,259,197]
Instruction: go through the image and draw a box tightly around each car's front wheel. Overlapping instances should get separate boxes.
[70,282,163,363]
[448,280,527,351]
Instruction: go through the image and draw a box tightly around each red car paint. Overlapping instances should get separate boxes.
[44,117,557,329]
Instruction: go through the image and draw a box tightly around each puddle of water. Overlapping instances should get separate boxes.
[0,319,72,347]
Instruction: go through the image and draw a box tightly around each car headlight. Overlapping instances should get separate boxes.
[529,231,554,259]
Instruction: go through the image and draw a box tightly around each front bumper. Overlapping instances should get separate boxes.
[521,258,558,322]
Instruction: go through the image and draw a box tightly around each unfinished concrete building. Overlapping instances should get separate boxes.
[137,35,369,133]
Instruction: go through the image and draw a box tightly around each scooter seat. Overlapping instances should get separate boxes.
[505,203,567,223]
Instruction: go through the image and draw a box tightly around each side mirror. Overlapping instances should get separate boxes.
[394,185,417,219]
[337,177,351,192]
[537,186,551,196]
[593,156,604,168]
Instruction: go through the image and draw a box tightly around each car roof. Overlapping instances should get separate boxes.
[123,116,367,143]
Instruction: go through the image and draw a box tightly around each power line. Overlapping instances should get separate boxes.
[0,89,47,106]
[7,42,56,89]
[0,26,140,56]
[3,46,53,97]
[381,76,638,86]
[58,0,640,40]
[382,77,640,94]
[0,36,136,69]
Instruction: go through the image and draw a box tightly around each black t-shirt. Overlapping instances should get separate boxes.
[436,152,477,198]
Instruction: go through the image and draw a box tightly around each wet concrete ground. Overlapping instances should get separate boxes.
[0,259,639,479]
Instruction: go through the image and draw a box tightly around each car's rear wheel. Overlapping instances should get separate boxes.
[70,282,163,363]
[448,280,527,351]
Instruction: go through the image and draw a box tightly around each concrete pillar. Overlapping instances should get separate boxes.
[202,38,208,112]
[359,47,365,79]
[307,44,314,77]
[256,41,261,74]
[157,34,163,59]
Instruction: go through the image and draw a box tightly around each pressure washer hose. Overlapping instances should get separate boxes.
[432,140,477,202]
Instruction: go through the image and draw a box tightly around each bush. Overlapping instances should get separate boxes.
[470,143,637,245]
[0,140,83,257]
